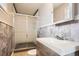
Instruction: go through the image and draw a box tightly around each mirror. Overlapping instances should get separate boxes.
[53,3,75,24]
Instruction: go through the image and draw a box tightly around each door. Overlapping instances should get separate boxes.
[27,16,37,42]
[14,14,37,44]
[14,15,27,44]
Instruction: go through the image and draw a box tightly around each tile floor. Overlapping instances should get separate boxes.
[13,43,36,56]
[13,49,36,56]
[13,51,30,56]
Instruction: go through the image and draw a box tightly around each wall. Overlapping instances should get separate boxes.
[0,3,15,54]
[38,21,79,42]
[0,22,14,56]
[38,3,79,42]
[0,3,15,26]
[37,3,53,37]
[0,3,15,14]
[38,3,53,28]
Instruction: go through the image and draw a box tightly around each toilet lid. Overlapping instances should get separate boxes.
[27,49,36,55]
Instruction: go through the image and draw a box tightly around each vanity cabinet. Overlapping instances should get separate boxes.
[36,40,79,56]
[36,41,59,56]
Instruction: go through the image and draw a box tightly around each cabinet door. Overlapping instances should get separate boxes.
[27,17,37,42]
[14,15,27,44]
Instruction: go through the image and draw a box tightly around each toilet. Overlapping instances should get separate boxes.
[27,49,36,56]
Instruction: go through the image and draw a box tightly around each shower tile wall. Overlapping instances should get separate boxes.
[0,22,14,56]
[37,21,79,42]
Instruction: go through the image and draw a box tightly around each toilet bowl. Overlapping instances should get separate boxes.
[27,49,36,56]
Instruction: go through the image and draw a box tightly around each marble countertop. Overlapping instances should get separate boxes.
[37,37,79,56]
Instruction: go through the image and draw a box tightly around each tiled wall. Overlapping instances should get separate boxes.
[0,21,14,56]
[37,20,79,42]
[37,26,52,37]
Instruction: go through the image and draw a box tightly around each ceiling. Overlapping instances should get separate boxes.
[14,3,62,15]
[14,3,41,15]
[53,3,63,9]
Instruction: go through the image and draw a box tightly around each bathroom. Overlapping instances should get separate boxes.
[0,3,79,56]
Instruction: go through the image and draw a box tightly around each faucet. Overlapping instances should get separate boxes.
[55,32,66,40]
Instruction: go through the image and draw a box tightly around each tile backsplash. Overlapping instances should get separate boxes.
[37,20,79,42]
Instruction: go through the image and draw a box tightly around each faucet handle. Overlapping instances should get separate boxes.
[55,35,64,40]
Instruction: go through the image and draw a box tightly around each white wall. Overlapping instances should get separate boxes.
[38,3,53,28]
[0,3,15,26]
[0,3,16,14]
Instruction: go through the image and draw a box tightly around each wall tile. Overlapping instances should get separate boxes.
[37,21,79,42]
[0,22,14,56]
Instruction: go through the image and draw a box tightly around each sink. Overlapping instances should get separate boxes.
[37,37,79,55]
